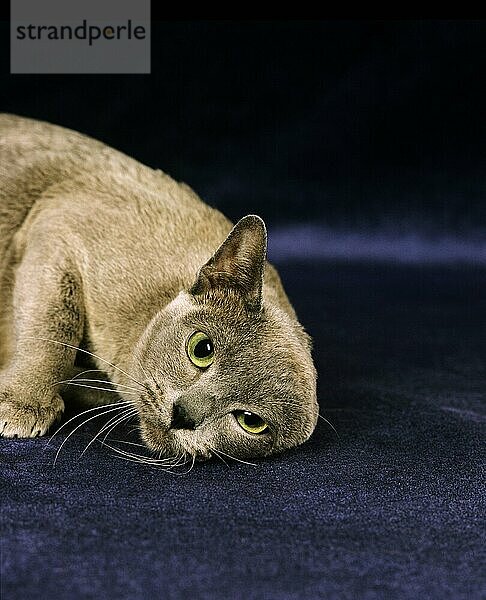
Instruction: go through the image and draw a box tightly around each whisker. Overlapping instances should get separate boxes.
[56,378,142,394]
[104,447,172,469]
[64,368,107,382]
[25,336,147,391]
[107,452,181,473]
[109,439,146,448]
[159,453,189,470]
[89,410,138,453]
[174,453,190,468]
[80,407,138,457]
[318,413,340,438]
[99,408,139,446]
[53,404,128,466]
[178,454,196,475]
[102,443,166,464]
[211,448,257,467]
[210,448,229,467]
[103,442,188,468]
[111,453,181,470]
[45,400,130,446]
[57,382,138,396]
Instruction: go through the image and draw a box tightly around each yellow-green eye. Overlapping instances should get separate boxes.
[187,331,214,368]
[235,410,268,434]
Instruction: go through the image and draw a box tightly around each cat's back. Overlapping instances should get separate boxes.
[0,113,131,256]
[0,114,229,259]
[0,113,77,257]
[0,112,165,209]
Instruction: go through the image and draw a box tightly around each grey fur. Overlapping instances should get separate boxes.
[0,114,318,460]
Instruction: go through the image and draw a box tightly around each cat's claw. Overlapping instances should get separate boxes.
[0,392,64,438]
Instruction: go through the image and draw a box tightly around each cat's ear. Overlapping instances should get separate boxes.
[191,215,267,311]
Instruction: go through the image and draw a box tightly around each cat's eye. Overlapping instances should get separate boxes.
[186,331,214,368]
[235,410,268,434]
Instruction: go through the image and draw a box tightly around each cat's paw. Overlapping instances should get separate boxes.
[0,391,64,438]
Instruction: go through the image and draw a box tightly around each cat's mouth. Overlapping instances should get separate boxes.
[138,417,212,462]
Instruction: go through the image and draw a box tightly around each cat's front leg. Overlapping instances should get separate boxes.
[0,232,84,438]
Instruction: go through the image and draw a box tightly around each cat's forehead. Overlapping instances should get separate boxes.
[176,292,294,345]
[173,290,260,328]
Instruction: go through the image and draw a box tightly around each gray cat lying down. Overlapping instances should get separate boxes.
[0,114,317,461]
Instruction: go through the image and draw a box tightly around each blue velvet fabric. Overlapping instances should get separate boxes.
[1,261,485,599]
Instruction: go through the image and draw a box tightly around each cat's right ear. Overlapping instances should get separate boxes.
[190,215,267,312]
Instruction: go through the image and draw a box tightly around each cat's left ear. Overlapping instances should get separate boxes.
[191,215,267,312]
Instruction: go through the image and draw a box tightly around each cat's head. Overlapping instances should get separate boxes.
[131,215,318,462]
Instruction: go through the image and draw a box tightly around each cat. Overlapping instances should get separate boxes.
[0,114,318,462]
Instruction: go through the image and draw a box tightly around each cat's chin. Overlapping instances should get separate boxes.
[138,419,212,462]
[138,420,171,453]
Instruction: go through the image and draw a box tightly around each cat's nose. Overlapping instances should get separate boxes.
[170,401,196,430]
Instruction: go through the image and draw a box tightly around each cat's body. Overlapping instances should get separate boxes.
[0,114,317,461]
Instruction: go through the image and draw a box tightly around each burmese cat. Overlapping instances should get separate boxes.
[0,114,318,462]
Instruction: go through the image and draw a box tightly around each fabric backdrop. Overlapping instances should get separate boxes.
[2,260,485,599]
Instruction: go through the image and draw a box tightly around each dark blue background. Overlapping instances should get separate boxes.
[1,20,485,600]
[1,20,486,228]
